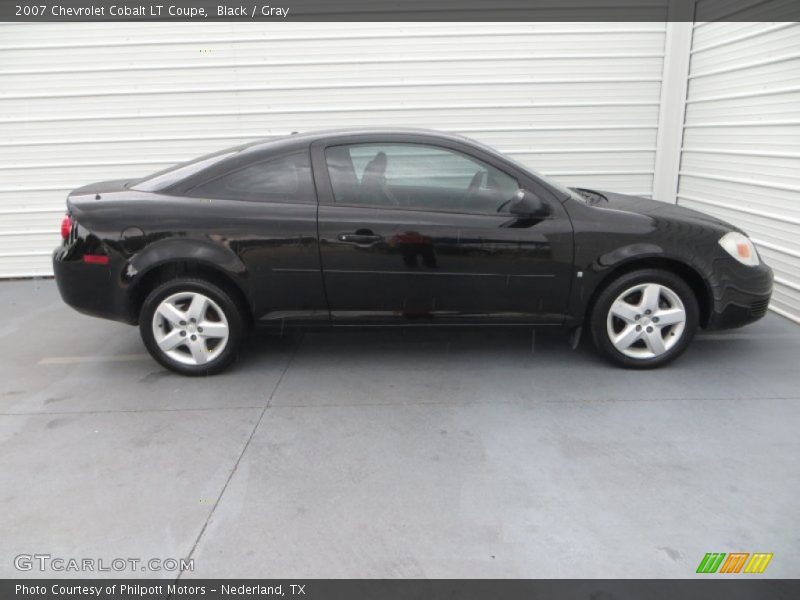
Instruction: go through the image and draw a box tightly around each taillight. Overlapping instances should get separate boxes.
[60,215,72,240]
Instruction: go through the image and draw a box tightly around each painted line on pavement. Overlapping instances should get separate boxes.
[38,353,151,365]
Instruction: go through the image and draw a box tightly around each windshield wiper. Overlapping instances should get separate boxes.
[571,187,607,205]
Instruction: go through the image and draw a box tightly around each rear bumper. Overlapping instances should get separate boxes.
[53,248,136,324]
[705,258,773,330]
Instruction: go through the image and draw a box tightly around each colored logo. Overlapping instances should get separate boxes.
[696,552,773,574]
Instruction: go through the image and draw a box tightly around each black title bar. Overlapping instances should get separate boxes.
[3,579,800,600]
[3,0,800,22]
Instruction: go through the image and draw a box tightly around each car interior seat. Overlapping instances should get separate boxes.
[326,146,359,204]
[359,151,398,206]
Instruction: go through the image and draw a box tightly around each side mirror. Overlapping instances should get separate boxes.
[510,189,550,217]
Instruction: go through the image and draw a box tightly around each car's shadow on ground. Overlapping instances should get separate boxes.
[240,325,596,363]
[87,318,799,405]
[70,316,793,378]
[234,324,781,373]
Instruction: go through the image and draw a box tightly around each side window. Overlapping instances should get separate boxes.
[325,143,519,214]
[189,152,314,203]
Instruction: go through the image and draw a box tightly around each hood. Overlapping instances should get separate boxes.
[591,190,738,233]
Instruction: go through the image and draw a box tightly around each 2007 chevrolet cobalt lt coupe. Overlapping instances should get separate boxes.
[54,129,773,375]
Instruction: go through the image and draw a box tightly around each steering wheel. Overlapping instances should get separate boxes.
[465,170,485,200]
[496,198,512,213]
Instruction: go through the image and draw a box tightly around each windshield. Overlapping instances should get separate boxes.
[463,137,584,202]
[502,154,585,202]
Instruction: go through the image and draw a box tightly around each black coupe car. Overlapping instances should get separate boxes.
[53,129,773,375]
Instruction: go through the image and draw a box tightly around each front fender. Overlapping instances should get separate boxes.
[567,243,714,328]
[595,243,665,268]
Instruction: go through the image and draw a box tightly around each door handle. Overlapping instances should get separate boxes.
[337,232,382,244]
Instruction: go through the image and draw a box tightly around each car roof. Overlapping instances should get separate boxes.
[242,127,472,153]
[133,128,478,193]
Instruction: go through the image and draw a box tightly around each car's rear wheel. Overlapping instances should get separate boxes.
[590,269,699,368]
[139,277,244,375]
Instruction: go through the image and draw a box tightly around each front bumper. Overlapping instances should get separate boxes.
[705,258,773,330]
[53,248,136,324]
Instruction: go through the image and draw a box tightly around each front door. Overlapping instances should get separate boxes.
[313,139,574,324]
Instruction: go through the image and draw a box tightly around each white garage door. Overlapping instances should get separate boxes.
[677,21,800,323]
[0,22,668,277]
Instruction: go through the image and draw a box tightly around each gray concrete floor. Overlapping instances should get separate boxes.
[1,278,798,579]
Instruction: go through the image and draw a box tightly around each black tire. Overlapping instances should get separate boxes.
[589,268,699,369]
[139,277,245,376]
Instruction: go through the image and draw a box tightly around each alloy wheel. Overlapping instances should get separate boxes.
[151,291,230,366]
[606,282,687,359]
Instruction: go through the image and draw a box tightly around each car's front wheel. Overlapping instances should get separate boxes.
[590,269,699,368]
[139,277,244,375]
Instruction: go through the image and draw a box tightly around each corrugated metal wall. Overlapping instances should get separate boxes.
[677,20,800,323]
[0,22,667,277]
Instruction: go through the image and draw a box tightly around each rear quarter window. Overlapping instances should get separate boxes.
[187,152,315,203]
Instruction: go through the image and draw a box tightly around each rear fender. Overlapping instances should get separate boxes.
[125,238,249,297]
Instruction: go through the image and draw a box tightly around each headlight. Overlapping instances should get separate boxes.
[719,232,760,266]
